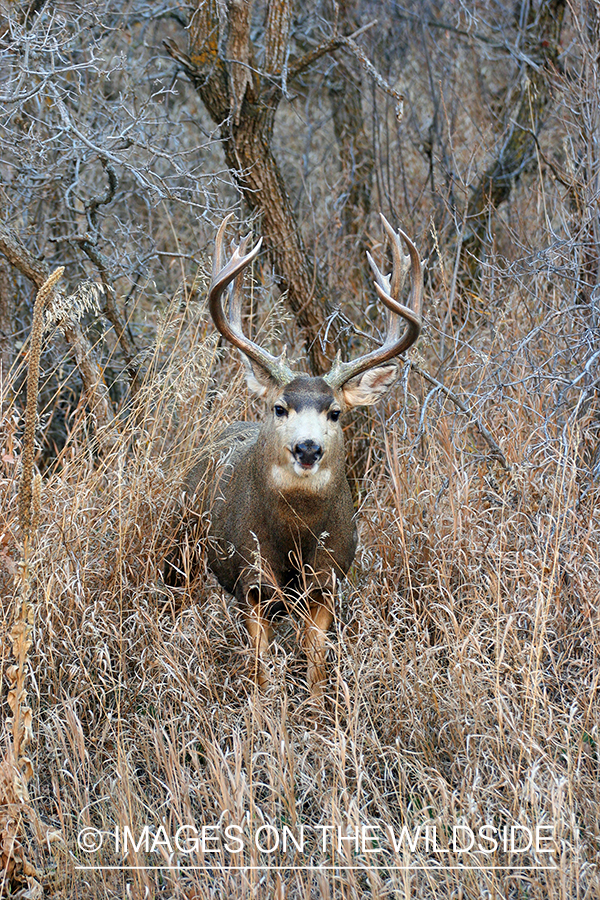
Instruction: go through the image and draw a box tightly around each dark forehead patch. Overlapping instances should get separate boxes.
[282,376,336,412]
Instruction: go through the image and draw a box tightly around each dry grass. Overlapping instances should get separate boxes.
[1,240,599,900]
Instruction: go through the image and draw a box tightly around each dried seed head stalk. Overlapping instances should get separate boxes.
[10,269,62,760]
[30,472,42,536]
[1,269,65,898]
[10,268,63,759]
[19,267,64,540]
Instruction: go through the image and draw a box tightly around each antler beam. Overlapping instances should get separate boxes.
[208,214,296,385]
[324,215,423,390]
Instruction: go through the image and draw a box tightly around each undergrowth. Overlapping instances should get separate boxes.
[1,241,599,899]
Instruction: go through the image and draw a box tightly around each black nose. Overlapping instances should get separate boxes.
[293,439,323,467]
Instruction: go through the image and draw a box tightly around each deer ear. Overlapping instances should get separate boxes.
[242,358,277,398]
[341,364,398,408]
[244,368,269,398]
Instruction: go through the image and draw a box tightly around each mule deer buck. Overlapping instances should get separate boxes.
[167,214,423,698]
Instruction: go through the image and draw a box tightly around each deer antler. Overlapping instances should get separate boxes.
[324,214,423,390]
[208,214,296,385]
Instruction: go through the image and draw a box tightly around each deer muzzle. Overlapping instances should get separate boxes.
[293,439,323,469]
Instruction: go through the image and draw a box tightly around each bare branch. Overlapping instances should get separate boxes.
[0,220,116,437]
[282,22,377,89]
[410,361,510,470]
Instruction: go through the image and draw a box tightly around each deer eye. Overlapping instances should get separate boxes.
[274,404,288,418]
[328,409,341,422]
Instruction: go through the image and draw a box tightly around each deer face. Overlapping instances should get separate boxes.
[258,376,343,491]
[251,366,403,492]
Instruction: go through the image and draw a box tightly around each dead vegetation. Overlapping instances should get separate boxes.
[1,1,600,897]
[1,224,598,898]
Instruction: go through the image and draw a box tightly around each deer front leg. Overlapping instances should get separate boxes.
[303,594,334,699]
[242,588,272,689]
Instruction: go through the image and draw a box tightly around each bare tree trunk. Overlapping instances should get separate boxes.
[0,260,16,381]
[166,0,337,373]
[462,0,566,278]
[223,109,332,373]
[327,0,373,246]
[329,74,373,239]
[560,4,600,307]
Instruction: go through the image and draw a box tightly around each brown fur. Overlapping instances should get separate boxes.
[166,216,422,697]
[166,379,357,698]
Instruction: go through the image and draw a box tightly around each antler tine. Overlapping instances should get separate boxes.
[227,232,252,333]
[208,216,296,386]
[366,250,395,345]
[325,214,423,390]
[380,214,412,340]
[381,214,411,299]
[227,234,257,379]
[212,212,231,275]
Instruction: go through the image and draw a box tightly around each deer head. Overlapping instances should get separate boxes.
[207,213,423,493]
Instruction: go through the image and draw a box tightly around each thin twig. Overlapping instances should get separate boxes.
[410,360,510,469]
[341,37,404,122]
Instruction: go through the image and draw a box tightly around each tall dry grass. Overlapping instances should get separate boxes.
[1,228,599,900]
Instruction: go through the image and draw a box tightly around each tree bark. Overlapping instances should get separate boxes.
[167,0,337,374]
[462,0,566,276]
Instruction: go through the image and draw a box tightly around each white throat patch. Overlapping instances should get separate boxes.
[270,462,332,493]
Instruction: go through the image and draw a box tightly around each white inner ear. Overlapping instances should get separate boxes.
[244,369,269,398]
[239,353,272,398]
[342,364,398,408]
